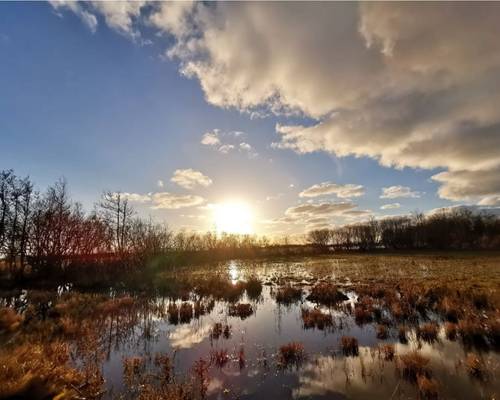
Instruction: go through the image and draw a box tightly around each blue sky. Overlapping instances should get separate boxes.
[2,2,499,236]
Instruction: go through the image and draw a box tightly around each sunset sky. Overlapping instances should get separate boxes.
[1,2,500,236]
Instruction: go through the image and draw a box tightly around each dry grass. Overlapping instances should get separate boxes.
[465,352,486,380]
[398,351,430,381]
[211,349,229,368]
[376,324,388,339]
[340,336,359,357]
[381,344,395,361]
[301,308,333,330]
[228,303,253,319]
[0,342,103,399]
[0,307,23,333]
[306,283,348,305]
[417,374,439,399]
[444,322,457,340]
[275,285,302,304]
[246,276,263,299]
[417,322,439,342]
[279,342,305,367]
[179,302,193,323]
[458,318,487,347]
[398,325,408,343]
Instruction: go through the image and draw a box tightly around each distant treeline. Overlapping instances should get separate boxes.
[307,211,500,251]
[0,170,311,283]
[2,169,500,284]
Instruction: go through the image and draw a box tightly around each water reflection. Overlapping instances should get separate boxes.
[1,258,499,400]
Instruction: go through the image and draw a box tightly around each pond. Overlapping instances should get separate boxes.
[1,255,499,399]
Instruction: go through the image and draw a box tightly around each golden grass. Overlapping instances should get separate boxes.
[279,342,305,367]
[301,308,333,330]
[340,336,359,357]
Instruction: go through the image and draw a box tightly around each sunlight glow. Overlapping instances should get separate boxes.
[213,201,254,234]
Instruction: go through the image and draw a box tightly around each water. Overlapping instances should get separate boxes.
[1,257,499,399]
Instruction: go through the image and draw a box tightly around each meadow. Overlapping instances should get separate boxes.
[0,252,499,399]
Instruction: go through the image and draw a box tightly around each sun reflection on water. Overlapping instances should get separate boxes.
[228,261,240,284]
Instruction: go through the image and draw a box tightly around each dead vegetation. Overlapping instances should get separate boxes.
[275,285,302,304]
[301,308,333,330]
[278,342,305,367]
[306,283,348,305]
[340,336,359,357]
[228,303,253,319]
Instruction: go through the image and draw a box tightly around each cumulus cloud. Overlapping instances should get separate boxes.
[380,186,421,199]
[57,3,500,203]
[201,130,221,146]
[300,182,364,198]
[380,203,401,210]
[119,191,204,209]
[158,3,500,203]
[171,169,212,190]
[157,179,164,188]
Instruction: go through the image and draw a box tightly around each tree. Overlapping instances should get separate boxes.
[99,191,135,254]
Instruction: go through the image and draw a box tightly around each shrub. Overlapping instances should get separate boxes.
[458,318,487,347]
[167,303,179,325]
[354,306,373,325]
[398,325,408,343]
[211,349,229,368]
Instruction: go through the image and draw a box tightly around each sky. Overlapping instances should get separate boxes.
[1,2,500,237]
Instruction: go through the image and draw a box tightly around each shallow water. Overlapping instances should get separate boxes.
[2,257,499,399]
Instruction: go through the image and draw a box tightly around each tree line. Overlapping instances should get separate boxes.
[1,170,289,281]
[307,211,500,251]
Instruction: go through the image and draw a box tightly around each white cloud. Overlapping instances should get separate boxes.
[380,203,401,210]
[201,130,220,146]
[49,1,98,33]
[56,3,500,203]
[152,3,500,204]
[299,182,364,198]
[157,179,164,188]
[171,169,212,190]
[285,202,357,218]
[151,192,205,209]
[118,191,204,210]
[380,186,421,199]
[120,192,151,203]
[218,144,235,154]
[478,195,500,207]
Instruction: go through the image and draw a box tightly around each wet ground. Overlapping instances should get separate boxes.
[1,254,499,399]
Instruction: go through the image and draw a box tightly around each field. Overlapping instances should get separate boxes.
[0,252,499,399]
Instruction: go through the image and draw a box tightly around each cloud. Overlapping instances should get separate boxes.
[201,130,221,146]
[478,195,500,207]
[285,202,357,218]
[299,182,364,198]
[49,1,98,33]
[119,191,205,209]
[120,192,151,203]
[57,3,500,203]
[151,192,205,209]
[151,2,500,203]
[218,144,234,154]
[380,186,421,199]
[380,203,401,210]
[427,205,500,218]
[157,179,164,188]
[171,169,212,190]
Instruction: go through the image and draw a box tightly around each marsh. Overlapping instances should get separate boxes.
[1,253,499,399]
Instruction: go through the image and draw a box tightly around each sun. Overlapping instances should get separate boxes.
[213,201,254,234]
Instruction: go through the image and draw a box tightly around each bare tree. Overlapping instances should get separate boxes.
[99,191,135,254]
